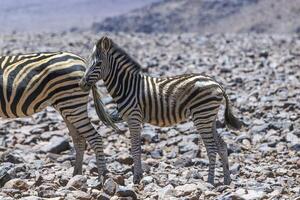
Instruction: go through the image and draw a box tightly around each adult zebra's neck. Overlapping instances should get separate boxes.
[103,52,142,105]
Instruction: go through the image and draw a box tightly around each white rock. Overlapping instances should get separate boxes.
[158,184,175,199]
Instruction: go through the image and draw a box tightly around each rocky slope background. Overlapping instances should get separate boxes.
[93,0,300,34]
[0,0,300,200]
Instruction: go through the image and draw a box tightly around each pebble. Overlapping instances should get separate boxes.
[150,149,163,159]
[142,176,154,185]
[117,153,133,165]
[174,157,193,167]
[158,184,175,199]
[67,190,91,200]
[40,136,70,154]
[116,186,138,200]
[66,175,87,191]
[3,178,29,190]
[103,178,118,196]
[0,163,16,187]
[142,126,158,143]
[175,183,198,196]
[97,193,111,200]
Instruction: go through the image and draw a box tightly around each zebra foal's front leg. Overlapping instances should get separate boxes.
[127,112,143,184]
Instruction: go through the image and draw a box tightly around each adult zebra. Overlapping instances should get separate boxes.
[0,52,120,184]
[79,36,243,185]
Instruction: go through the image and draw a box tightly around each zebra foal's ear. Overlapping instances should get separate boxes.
[99,36,111,52]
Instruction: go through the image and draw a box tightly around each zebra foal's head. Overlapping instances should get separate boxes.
[79,36,112,91]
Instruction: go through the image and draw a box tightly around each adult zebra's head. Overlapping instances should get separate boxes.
[79,36,112,91]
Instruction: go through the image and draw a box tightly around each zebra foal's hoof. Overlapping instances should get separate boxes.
[133,172,143,184]
[224,176,231,185]
[98,173,109,188]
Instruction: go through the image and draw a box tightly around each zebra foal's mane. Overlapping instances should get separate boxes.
[99,38,143,72]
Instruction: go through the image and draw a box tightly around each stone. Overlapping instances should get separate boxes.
[116,186,137,200]
[241,190,266,200]
[21,196,42,200]
[276,168,287,176]
[286,132,299,146]
[175,183,198,196]
[291,144,300,152]
[141,126,158,143]
[97,193,110,200]
[0,151,24,164]
[40,136,70,154]
[0,163,16,187]
[67,190,91,200]
[176,122,193,132]
[174,157,193,168]
[150,149,163,159]
[113,175,125,186]
[36,184,56,198]
[66,175,87,191]
[3,178,29,190]
[221,193,246,200]
[142,176,154,185]
[251,124,269,133]
[158,184,175,199]
[117,153,133,165]
[230,163,241,175]
[103,178,118,196]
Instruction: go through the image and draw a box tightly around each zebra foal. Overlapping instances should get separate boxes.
[80,37,242,185]
[0,52,119,184]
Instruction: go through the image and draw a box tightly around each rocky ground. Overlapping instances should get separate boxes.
[0,31,299,199]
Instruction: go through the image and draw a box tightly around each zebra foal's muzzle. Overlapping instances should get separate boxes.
[79,78,92,92]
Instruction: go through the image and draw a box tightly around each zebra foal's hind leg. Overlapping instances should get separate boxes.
[192,110,219,185]
[64,119,86,176]
[213,120,231,185]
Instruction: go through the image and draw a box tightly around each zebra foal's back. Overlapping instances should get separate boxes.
[140,74,224,127]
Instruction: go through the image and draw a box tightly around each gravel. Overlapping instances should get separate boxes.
[0,31,299,199]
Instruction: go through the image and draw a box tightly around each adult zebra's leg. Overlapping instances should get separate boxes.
[56,104,108,185]
[128,111,143,184]
[192,110,218,185]
[64,118,86,176]
[213,120,231,185]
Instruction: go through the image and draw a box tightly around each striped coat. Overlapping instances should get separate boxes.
[0,52,118,184]
[80,37,242,185]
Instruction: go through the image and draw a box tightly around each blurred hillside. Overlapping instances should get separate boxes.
[0,0,159,33]
[93,0,300,34]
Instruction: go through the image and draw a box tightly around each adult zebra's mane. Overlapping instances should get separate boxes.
[109,42,142,72]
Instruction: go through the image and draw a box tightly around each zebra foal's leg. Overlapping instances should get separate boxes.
[192,110,218,185]
[64,118,86,175]
[127,111,143,184]
[213,120,231,185]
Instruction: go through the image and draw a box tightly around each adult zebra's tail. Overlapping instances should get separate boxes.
[91,86,121,132]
